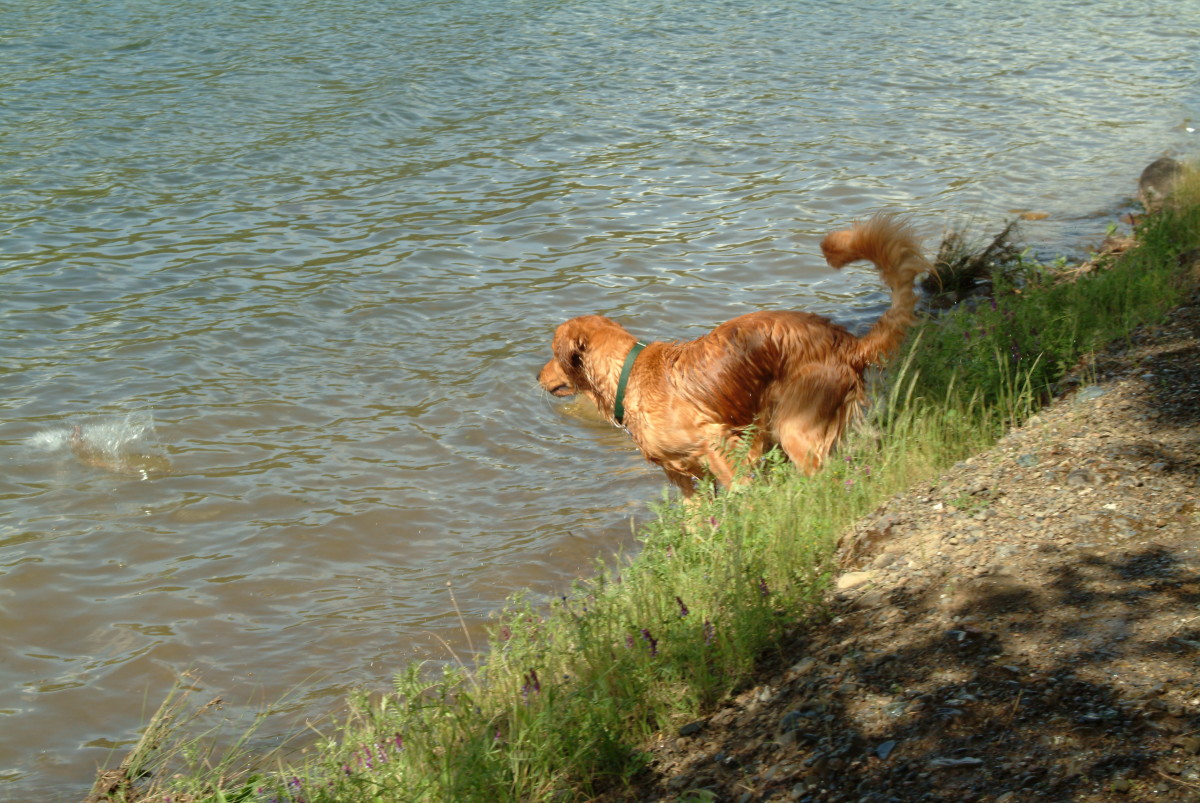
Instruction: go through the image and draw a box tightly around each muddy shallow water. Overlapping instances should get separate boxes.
[1,0,1197,797]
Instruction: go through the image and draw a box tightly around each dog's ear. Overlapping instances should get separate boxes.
[568,338,587,369]
[553,321,590,374]
[555,336,588,377]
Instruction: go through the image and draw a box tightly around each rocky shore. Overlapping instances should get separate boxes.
[618,285,1200,801]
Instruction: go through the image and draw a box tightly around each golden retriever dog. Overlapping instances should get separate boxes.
[538,213,931,496]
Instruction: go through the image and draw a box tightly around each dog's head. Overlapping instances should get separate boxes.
[538,315,634,400]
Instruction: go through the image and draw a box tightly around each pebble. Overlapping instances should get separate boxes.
[836,571,875,591]
[1076,385,1108,401]
[667,775,692,790]
[871,552,898,569]
[1065,468,1096,487]
[790,657,817,675]
[779,710,805,733]
[929,756,983,768]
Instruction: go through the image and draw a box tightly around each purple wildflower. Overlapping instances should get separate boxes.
[704,619,716,646]
[394,732,404,751]
[641,628,658,657]
[675,596,690,617]
[758,577,770,597]
[522,668,541,698]
[709,516,719,529]
[625,633,635,649]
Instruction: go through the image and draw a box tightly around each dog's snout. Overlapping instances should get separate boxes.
[538,359,575,397]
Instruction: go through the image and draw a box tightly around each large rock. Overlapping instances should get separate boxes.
[1137,156,1183,209]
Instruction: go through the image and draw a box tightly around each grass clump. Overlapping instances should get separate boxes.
[921,216,1024,300]
[96,167,1200,803]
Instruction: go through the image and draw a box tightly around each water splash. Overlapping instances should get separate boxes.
[27,412,171,479]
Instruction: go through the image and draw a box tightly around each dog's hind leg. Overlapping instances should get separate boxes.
[773,363,862,475]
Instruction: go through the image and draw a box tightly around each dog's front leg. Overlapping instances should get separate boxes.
[663,469,698,499]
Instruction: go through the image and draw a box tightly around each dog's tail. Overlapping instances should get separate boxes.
[820,212,930,367]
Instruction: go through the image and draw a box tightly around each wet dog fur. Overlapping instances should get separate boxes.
[538,213,931,496]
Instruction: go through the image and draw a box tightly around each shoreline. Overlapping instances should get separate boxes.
[85,164,1199,803]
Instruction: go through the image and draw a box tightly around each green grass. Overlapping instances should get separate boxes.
[101,170,1200,803]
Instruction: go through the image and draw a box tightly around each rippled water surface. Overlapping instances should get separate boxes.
[2,0,1197,796]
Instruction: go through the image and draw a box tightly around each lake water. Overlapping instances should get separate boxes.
[2,0,1197,797]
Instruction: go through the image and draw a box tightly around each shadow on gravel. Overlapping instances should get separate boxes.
[1112,305,1200,479]
[633,539,1200,802]
[785,549,1200,801]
